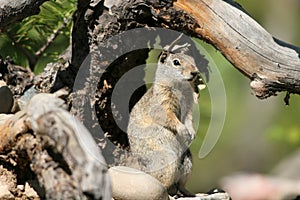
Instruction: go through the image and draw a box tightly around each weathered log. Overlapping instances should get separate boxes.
[0,93,111,199]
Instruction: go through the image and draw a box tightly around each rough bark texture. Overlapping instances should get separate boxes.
[0,0,48,28]
[173,0,300,100]
[0,93,111,199]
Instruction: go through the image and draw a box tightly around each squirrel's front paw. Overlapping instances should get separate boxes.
[176,125,194,147]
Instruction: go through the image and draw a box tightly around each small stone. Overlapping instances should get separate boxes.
[17,86,38,110]
[17,184,24,191]
[109,166,169,200]
[24,181,39,198]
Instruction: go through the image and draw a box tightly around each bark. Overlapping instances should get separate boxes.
[71,0,300,104]
[0,0,48,28]
[0,92,110,199]
[108,0,300,100]
[1,0,300,99]
[173,0,300,100]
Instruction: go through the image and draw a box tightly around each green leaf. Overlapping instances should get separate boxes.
[0,0,76,72]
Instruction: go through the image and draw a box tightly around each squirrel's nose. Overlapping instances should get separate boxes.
[190,71,200,77]
[187,71,200,81]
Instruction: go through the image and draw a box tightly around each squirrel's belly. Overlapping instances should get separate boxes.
[146,149,193,190]
[127,123,192,189]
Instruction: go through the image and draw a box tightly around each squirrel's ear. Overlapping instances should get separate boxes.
[159,52,168,63]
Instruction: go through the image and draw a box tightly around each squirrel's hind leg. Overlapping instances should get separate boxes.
[178,185,195,197]
[168,184,195,198]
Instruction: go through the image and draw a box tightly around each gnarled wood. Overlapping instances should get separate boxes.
[172,0,300,99]
[94,0,300,100]
[0,93,111,199]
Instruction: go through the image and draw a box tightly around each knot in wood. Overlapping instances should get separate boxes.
[250,79,268,99]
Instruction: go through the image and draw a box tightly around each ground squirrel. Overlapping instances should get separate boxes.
[126,34,205,196]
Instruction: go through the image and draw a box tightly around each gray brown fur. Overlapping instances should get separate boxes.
[126,45,203,196]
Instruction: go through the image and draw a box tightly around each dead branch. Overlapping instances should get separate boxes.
[101,0,300,100]
[0,93,111,199]
[172,0,300,99]
[1,0,300,99]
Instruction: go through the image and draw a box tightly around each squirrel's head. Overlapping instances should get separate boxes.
[158,51,200,82]
[156,33,206,92]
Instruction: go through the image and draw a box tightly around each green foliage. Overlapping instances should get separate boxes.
[0,0,76,73]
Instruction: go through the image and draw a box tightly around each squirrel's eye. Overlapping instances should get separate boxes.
[173,59,181,66]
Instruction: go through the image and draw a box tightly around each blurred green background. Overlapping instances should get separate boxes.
[188,0,300,192]
[1,0,300,194]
